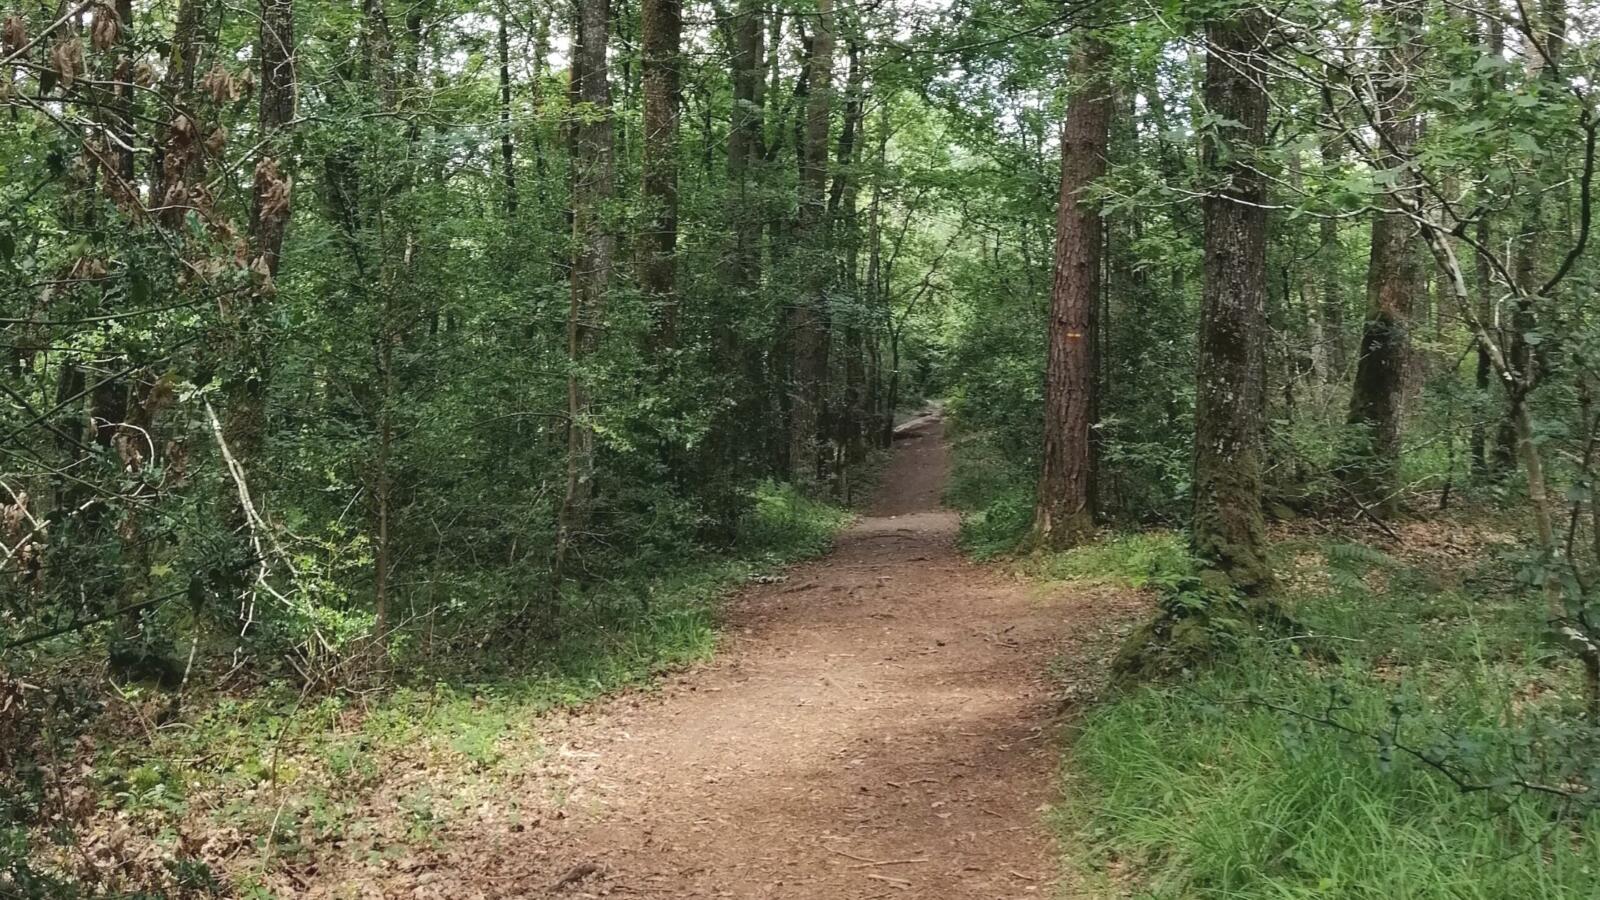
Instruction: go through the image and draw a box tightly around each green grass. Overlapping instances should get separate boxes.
[1022,531,1195,589]
[1064,661,1600,899]
[1043,530,1600,899]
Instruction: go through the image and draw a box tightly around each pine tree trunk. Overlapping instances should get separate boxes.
[1192,10,1272,591]
[1033,36,1110,550]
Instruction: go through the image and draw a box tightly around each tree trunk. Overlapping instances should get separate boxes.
[498,0,518,216]
[551,0,615,615]
[832,45,867,472]
[727,0,765,295]
[151,0,205,218]
[1497,0,1566,469]
[1317,106,1349,385]
[640,0,681,346]
[1472,213,1496,476]
[1192,10,1272,591]
[1033,36,1110,550]
[227,0,297,461]
[786,0,834,485]
[1343,0,1423,514]
[866,103,892,448]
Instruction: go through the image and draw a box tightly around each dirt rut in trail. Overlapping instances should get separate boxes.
[363,412,1144,898]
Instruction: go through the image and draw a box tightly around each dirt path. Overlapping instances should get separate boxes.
[350,412,1142,899]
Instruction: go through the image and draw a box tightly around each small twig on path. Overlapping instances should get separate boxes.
[826,846,882,865]
[551,862,604,890]
[864,873,913,888]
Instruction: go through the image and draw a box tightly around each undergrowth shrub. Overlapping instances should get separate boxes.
[1066,655,1600,899]
[1061,535,1600,898]
[3,480,851,896]
[945,429,1036,558]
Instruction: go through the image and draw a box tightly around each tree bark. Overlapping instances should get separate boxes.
[498,0,519,216]
[832,45,867,472]
[1033,36,1111,550]
[1317,121,1348,383]
[727,0,766,294]
[1343,0,1424,514]
[151,0,207,224]
[1497,0,1566,468]
[787,0,834,485]
[640,0,681,346]
[551,0,615,613]
[1192,10,1272,591]
[226,0,297,462]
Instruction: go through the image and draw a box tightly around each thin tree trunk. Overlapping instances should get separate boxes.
[866,103,892,447]
[498,0,519,216]
[834,46,867,470]
[640,0,681,346]
[1344,0,1423,514]
[227,0,297,461]
[786,0,834,485]
[1033,36,1111,550]
[551,0,615,618]
[1318,119,1349,384]
[1498,0,1566,468]
[727,0,765,293]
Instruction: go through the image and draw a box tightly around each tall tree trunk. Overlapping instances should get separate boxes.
[151,0,208,225]
[694,0,768,526]
[727,0,766,294]
[1033,36,1111,550]
[1497,0,1566,468]
[831,45,867,472]
[498,0,519,216]
[1343,0,1423,514]
[1467,1,1505,477]
[1192,9,1272,591]
[640,0,681,346]
[227,0,297,461]
[1317,121,1348,384]
[787,0,834,485]
[866,102,892,448]
[551,0,615,615]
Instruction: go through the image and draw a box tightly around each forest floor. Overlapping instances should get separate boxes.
[298,411,1144,899]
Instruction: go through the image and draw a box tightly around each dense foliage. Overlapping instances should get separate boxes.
[5,0,1600,894]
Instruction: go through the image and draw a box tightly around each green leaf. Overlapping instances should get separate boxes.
[130,266,151,305]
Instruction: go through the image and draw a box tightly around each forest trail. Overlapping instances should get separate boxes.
[351,411,1142,899]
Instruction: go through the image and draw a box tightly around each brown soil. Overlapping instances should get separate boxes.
[307,412,1143,899]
